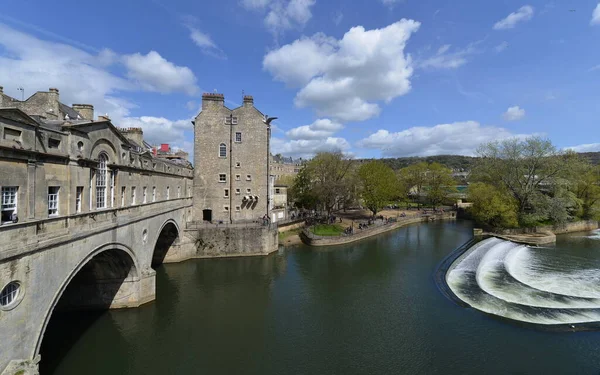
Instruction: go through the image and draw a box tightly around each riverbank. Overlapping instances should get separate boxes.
[480,220,599,246]
[301,213,456,247]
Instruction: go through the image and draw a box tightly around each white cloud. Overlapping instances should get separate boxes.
[263,19,421,122]
[503,106,526,121]
[565,143,600,153]
[242,0,315,36]
[187,27,227,59]
[357,121,532,157]
[241,0,272,9]
[271,136,351,158]
[333,11,343,26]
[0,23,197,154]
[592,4,600,25]
[419,42,480,70]
[381,0,404,7]
[120,116,193,149]
[495,41,509,52]
[589,64,600,72]
[286,118,343,140]
[493,5,534,30]
[122,51,198,95]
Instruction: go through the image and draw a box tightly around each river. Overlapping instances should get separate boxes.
[41,220,600,374]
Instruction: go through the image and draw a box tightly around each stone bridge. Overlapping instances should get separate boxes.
[0,197,193,374]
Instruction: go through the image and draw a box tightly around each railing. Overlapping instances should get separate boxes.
[186,220,278,231]
[302,212,455,240]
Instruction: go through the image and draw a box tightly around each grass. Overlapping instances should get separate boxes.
[312,224,344,236]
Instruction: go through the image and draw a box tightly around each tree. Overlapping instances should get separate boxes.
[298,152,355,215]
[468,182,519,228]
[472,136,577,225]
[357,161,398,216]
[288,165,318,210]
[570,159,600,220]
[426,162,456,208]
[398,162,428,207]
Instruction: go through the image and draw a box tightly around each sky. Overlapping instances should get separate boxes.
[0,0,599,159]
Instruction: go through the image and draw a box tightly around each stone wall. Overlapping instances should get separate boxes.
[175,226,278,259]
[497,220,599,235]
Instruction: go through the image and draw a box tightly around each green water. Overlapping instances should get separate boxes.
[41,221,600,374]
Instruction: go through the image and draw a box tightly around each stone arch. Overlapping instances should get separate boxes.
[34,243,140,357]
[152,219,181,268]
[89,138,117,161]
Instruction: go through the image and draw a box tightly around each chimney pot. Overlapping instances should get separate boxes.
[49,88,59,93]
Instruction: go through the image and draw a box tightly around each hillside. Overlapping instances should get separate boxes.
[358,152,600,171]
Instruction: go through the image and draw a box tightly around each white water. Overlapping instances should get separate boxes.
[586,229,600,240]
[505,246,600,299]
[447,236,600,325]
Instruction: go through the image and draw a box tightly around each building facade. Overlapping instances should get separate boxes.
[193,93,272,223]
[0,87,193,227]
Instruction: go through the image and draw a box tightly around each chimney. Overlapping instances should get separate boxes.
[72,104,94,121]
[119,127,144,147]
[202,92,224,110]
[243,95,254,108]
[0,86,3,94]
[97,114,110,122]
[47,88,60,119]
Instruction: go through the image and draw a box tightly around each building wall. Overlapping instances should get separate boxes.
[194,94,270,223]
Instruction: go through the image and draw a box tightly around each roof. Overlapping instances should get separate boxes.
[59,102,83,120]
[0,107,40,127]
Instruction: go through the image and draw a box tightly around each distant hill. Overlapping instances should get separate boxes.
[358,155,477,171]
[357,152,600,171]
[579,152,600,165]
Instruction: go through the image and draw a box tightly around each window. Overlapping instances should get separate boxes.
[246,175,252,181]
[219,143,227,158]
[235,132,242,143]
[75,186,83,213]
[166,186,170,199]
[96,154,108,209]
[177,186,181,198]
[275,188,281,194]
[77,141,84,152]
[48,186,59,216]
[121,186,126,207]
[231,116,238,125]
[3,127,22,141]
[235,188,241,195]
[224,206,229,212]
[246,188,252,194]
[0,282,20,308]
[225,116,238,125]
[224,189,229,197]
[143,187,147,204]
[152,187,156,202]
[235,206,241,212]
[235,162,241,168]
[48,138,61,149]
[131,187,136,205]
[219,174,227,182]
[235,174,241,181]
[1,186,18,224]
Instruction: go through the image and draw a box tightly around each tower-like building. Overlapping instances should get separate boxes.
[193,93,272,223]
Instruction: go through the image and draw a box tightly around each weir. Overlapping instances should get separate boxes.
[444,230,600,326]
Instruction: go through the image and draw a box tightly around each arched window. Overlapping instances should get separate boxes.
[219,143,227,158]
[96,153,108,209]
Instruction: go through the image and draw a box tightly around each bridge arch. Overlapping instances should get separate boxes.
[152,219,181,268]
[34,243,140,358]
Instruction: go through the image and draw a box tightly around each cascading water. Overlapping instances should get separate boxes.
[446,235,600,325]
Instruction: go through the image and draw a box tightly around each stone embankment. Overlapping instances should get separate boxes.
[477,220,599,246]
[300,213,456,247]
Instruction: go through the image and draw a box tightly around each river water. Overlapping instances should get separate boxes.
[41,221,600,374]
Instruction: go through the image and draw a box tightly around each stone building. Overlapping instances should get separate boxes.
[0,86,193,226]
[193,93,272,223]
[270,155,302,182]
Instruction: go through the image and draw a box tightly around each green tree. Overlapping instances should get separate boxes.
[357,161,398,216]
[570,159,600,220]
[468,182,519,228]
[398,162,428,207]
[472,136,576,225]
[426,162,457,208]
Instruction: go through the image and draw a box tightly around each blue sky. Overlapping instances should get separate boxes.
[1,0,599,159]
